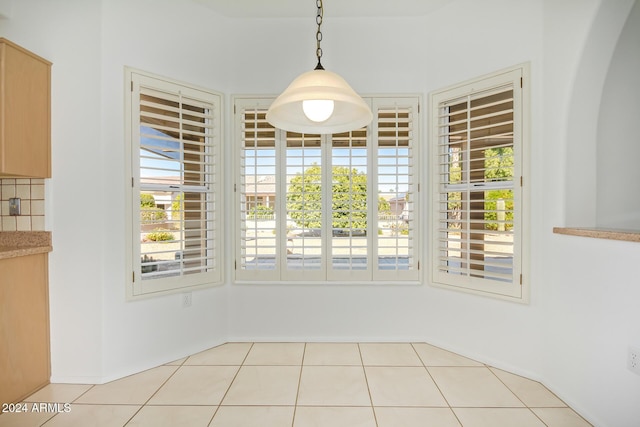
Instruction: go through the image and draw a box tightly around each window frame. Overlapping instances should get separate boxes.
[233,95,422,285]
[429,64,530,302]
[125,67,223,299]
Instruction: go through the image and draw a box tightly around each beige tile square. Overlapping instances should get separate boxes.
[359,343,423,366]
[244,343,305,365]
[453,408,546,427]
[24,383,93,403]
[1,184,16,199]
[31,215,45,231]
[490,368,566,407]
[0,409,55,427]
[31,184,45,199]
[375,407,462,427]
[531,408,593,426]
[210,406,294,427]
[297,366,370,406]
[293,406,376,427]
[16,216,31,231]
[303,343,362,365]
[165,357,187,366]
[40,404,140,427]
[365,366,448,407]
[222,365,301,405]
[413,343,484,367]
[31,200,45,215]
[147,365,238,405]
[15,184,30,199]
[75,366,178,404]
[127,405,217,427]
[15,179,30,185]
[0,200,8,214]
[185,342,252,365]
[2,216,16,231]
[20,200,30,215]
[429,367,524,407]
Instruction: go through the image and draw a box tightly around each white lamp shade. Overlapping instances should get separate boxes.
[302,99,335,122]
[266,69,373,134]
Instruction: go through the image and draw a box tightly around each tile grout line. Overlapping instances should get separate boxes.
[290,342,307,427]
[38,383,97,426]
[13,342,592,426]
[410,342,463,426]
[206,342,255,426]
[121,362,186,426]
[358,342,380,427]
[486,366,553,427]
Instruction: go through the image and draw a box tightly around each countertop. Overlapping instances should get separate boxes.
[0,231,52,259]
[553,227,640,242]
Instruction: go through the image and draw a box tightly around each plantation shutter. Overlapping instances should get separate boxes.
[432,68,524,299]
[373,98,420,281]
[130,71,222,296]
[236,100,280,281]
[328,127,371,281]
[284,131,325,281]
[234,96,421,284]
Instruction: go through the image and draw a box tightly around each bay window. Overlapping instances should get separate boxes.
[235,96,420,283]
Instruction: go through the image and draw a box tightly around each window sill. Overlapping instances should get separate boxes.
[233,280,422,287]
[553,227,640,243]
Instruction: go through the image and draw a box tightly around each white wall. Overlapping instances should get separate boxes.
[541,1,640,426]
[2,0,640,425]
[563,0,636,227]
[596,0,640,229]
[1,0,106,383]
[97,0,231,383]
[226,0,545,376]
[225,1,640,426]
[0,0,230,383]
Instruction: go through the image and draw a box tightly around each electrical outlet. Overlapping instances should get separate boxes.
[628,347,640,375]
[9,198,21,216]
[182,292,192,308]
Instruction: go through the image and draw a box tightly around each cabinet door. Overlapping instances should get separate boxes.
[0,40,51,178]
[0,254,50,404]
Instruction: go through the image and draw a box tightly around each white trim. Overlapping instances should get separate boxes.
[428,63,530,303]
[234,95,422,284]
[124,67,223,300]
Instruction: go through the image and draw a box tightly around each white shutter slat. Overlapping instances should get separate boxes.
[431,68,523,298]
[284,131,324,280]
[237,106,279,279]
[136,84,218,287]
[374,100,419,281]
[328,127,371,280]
[235,96,420,283]
[434,76,518,287]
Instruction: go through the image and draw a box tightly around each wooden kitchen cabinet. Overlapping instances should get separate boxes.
[0,38,51,178]
[0,253,50,404]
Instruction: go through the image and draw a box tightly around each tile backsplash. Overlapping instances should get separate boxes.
[0,178,46,231]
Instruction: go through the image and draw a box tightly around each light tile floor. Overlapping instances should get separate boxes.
[0,342,592,427]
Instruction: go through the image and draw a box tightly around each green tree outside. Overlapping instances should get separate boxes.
[248,204,274,219]
[140,193,156,207]
[171,194,183,221]
[287,164,376,231]
[378,196,391,214]
[446,147,514,231]
[140,193,166,223]
[484,147,514,230]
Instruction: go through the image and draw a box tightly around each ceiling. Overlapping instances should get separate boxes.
[192,0,452,18]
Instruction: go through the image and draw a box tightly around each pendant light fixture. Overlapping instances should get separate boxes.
[266,0,373,134]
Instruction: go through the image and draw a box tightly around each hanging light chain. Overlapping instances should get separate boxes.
[314,0,324,70]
